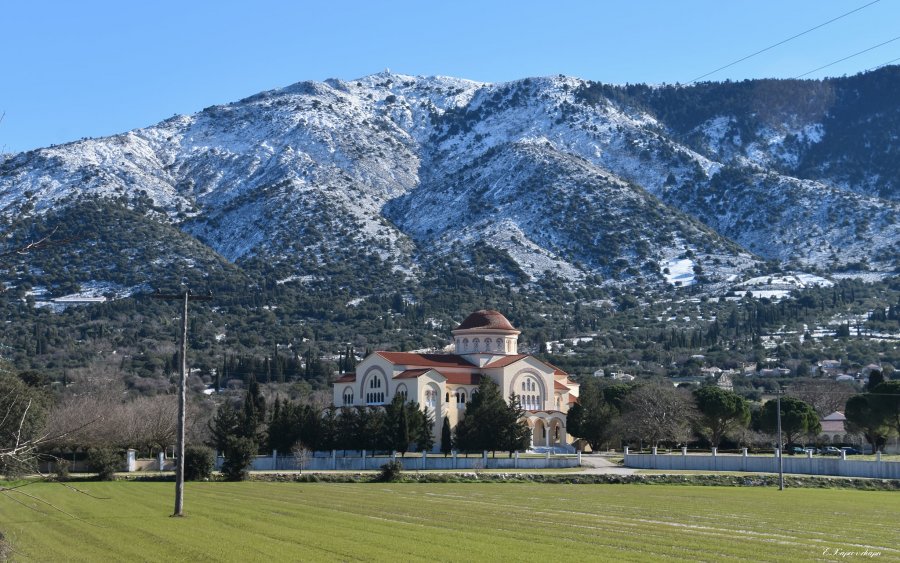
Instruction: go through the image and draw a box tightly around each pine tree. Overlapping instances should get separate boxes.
[208,402,240,453]
[500,393,531,456]
[455,378,514,455]
[417,407,435,453]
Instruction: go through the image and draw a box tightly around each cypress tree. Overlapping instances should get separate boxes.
[396,403,410,455]
[440,417,453,456]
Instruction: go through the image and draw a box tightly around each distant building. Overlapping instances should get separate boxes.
[817,360,842,377]
[332,310,579,451]
[715,373,734,392]
[608,372,636,382]
[861,364,882,380]
[818,411,858,445]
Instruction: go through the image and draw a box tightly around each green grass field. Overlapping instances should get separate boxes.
[1,481,898,561]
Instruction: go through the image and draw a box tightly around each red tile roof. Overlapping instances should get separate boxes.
[394,368,431,379]
[444,373,481,385]
[542,359,568,376]
[483,354,568,376]
[554,380,569,391]
[568,395,578,404]
[376,352,475,368]
[335,373,356,383]
[483,354,529,368]
[454,310,517,331]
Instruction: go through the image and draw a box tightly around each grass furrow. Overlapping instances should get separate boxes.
[1,482,897,562]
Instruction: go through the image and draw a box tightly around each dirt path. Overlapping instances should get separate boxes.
[577,454,637,475]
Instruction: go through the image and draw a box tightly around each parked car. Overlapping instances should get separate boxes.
[820,446,842,455]
[840,447,862,455]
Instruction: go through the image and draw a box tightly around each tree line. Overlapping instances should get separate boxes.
[568,372,900,454]
[204,376,531,479]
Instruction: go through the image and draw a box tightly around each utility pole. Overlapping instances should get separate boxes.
[153,290,212,517]
[776,386,784,491]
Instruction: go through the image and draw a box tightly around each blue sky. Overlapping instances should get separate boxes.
[2,0,898,153]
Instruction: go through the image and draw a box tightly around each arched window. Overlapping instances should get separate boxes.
[425,389,437,408]
[463,339,469,352]
[445,391,450,403]
[366,374,385,405]
[455,389,466,407]
[396,384,408,400]
[518,375,542,409]
[483,339,491,352]
[496,338,503,351]
[343,387,354,406]
[472,338,480,352]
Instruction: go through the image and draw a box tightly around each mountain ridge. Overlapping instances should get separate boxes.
[2,68,899,301]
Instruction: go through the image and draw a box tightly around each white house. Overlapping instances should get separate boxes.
[332,310,579,451]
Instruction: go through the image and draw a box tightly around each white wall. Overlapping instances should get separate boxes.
[218,451,580,472]
[624,452,900,479]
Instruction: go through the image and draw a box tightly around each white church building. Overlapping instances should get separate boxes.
[332,310,579,451]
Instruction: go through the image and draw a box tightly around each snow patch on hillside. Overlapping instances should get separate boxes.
[663,258,695,286]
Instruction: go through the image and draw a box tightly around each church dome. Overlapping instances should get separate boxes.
[454,309,517,332]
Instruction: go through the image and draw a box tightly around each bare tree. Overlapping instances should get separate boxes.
[787,380,857,417]
[0,369,101,480]
[291,443,312,474]
[0,370,49,475]
[620,383,697,449]
[46,391,184,456]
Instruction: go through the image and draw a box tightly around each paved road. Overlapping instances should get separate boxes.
[577,454,637,475]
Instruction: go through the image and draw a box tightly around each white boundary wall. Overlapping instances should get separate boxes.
[216,450,580,472]
[624,449,900,479]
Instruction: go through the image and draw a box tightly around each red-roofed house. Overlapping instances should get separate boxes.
[818,411,859,445]
[332,309,579,451]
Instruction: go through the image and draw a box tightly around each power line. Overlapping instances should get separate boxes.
[688,0,881,83]
[864,55,900,72]
[795,34,900,78]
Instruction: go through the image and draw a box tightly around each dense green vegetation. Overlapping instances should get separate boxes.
[1,481,897,561]
[2,199,898,430]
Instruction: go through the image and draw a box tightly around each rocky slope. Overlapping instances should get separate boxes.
[2,68,899,301]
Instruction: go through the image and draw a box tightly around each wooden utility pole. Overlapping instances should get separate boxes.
[153,290,212,517]
[776,387,784,491]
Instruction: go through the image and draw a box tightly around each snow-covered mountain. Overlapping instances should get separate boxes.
[2,68,898,299]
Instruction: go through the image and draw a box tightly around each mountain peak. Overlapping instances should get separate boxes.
[1,69,897,297]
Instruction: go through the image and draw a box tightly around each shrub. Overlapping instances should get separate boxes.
[221,437,256,481]
[88,448,122,481]
[377,460,403,482]
[184,445,215,481]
